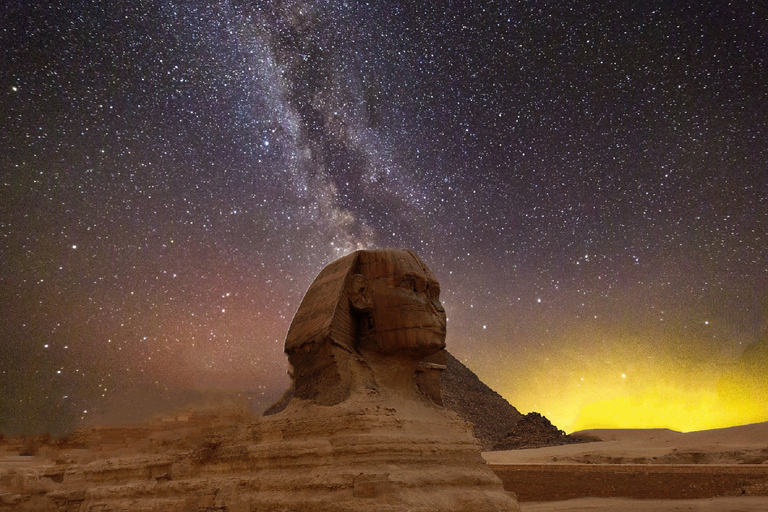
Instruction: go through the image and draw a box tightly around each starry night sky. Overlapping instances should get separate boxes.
[2,0,766,437]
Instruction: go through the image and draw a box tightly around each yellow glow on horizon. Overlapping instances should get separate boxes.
[570,384,765,432]
[487,325,768,433]
[505,367,767,434]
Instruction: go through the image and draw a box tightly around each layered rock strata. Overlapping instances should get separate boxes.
[5,394,517,511]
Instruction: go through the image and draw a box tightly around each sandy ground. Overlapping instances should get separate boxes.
[521,496,768,511]
[483,422,768,465]
[484,422,768,510]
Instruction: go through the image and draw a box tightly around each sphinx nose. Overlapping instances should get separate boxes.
[426,296,445,313]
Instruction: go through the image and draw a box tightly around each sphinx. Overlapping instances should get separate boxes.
[18,250,519,512]
[254,249,520,511]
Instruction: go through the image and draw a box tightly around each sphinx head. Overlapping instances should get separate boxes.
[282,249,446,405]
[351,249,446,357]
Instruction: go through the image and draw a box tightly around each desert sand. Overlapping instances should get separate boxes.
[484,421,768,465]
[484,422,768,511]
[522,496,768,511]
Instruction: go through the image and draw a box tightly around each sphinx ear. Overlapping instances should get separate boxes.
[347,274,373,313]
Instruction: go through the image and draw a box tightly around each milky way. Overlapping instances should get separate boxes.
[2,1,766,436]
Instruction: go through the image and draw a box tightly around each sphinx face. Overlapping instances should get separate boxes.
[358,250,446,357]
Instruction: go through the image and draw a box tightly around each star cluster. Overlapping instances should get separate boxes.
[2,0,766,435]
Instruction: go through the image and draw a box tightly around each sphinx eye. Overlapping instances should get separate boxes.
[400,278,417,292]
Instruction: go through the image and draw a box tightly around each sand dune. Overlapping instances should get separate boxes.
[577,421,768,446]
[484,421,768,465]
[485,422,768,510]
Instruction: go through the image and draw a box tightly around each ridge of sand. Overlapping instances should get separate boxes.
[484,421,768,465]
[575,420,768,446]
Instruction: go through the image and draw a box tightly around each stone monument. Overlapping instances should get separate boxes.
[7,249,519,512]
[249,249,520,511]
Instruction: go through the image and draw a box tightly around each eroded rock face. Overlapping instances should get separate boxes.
[1,250,519,512]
